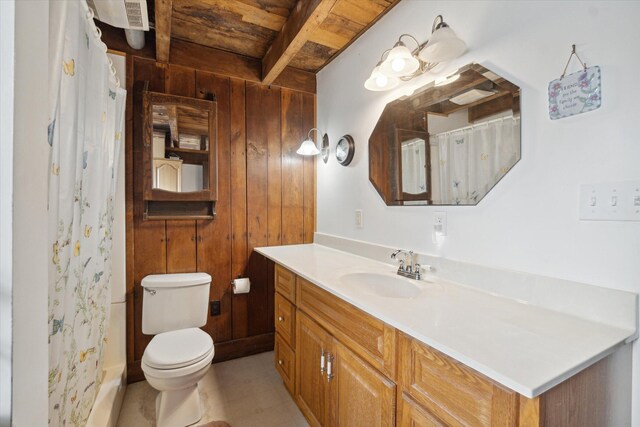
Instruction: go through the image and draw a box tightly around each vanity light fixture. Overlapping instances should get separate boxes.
[296,128,330,163]
[365,15,466,91]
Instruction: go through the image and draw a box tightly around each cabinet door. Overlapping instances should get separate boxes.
[296,312,332,427]
[398,333,518,426]
[329,340,396,427]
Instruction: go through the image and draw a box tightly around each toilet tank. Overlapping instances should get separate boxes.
[141,272,211,335]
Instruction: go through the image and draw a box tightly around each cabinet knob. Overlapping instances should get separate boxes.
[278,316,284,322]
[278,359,283,366]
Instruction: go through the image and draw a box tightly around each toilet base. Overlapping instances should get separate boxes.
[155,384,202,427]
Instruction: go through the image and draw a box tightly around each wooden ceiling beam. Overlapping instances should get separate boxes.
[155,0,172,63]
[261,0,338,85]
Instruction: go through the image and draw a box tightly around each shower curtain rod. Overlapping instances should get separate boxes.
[430,114,520,138]
[80,0,120,88]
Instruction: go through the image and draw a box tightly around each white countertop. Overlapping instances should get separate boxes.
[256,243,636,398]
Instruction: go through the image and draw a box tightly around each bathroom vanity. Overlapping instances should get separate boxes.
[257,242,637,426]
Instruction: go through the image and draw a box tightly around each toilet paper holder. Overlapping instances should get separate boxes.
[231,276,251,294]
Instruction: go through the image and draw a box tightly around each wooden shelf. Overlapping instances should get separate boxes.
[166,147,208,155]
[165,147,210,165]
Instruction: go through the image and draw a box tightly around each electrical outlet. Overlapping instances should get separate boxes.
[355,209,363,228]
[210,300,221,316]
[433,212,447,236]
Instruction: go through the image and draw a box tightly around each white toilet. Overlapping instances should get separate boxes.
[141,272,215,427]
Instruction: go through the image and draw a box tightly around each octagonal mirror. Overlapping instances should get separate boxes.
[369,63,521,206]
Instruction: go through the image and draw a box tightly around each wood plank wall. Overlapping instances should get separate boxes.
[125,56,315,381]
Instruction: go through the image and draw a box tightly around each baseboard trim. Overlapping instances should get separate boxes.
[213,333,275,363]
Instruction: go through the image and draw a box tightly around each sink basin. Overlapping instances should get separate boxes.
[340,272,421,298]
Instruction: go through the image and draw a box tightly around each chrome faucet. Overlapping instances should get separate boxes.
[391,249,421,280]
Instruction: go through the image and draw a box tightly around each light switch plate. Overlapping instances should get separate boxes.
[355,209,363,228]
[434,211,447,236]
[579,180,640,221]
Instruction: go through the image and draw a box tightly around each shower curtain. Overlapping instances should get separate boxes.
[432,116,520,204]
[401,138,427,194]
[47,1,126,425]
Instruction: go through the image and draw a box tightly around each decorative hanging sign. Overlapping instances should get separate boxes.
[548,45,601,120]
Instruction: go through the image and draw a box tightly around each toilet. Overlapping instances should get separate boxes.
[141,272,214,427]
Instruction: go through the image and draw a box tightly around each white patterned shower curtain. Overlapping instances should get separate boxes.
[431,116,520,204]
[47,1,126,425]
[401,138,427,195]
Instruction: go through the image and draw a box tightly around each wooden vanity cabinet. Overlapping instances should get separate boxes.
[272,263,617,427]
[296,311,396,427]
[274,265,397,427]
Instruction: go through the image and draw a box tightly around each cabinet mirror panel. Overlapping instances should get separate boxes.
[369,63,521,206]
[151,103,210,193]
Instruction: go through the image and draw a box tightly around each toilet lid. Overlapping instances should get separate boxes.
[143,328,214,369]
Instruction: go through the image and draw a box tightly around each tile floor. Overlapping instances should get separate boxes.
[116,351,309,427]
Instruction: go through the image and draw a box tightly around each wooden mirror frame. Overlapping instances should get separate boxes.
[134,82,218,219]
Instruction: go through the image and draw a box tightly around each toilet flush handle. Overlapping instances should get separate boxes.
[144,288,157,296]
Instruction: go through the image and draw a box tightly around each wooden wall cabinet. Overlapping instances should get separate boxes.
[135,82,218,219]
[273,262,622,427]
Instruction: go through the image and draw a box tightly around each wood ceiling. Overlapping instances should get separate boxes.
[151,0,400,86]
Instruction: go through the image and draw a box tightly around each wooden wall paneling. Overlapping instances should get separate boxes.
[195,71,233,343]
[133,57,165,92]
[166,221,197,273]
[165,63,196,97]
[164,65,198,274]
[281,89,305,244]
[230,79,249,339]
[267,88,283,248]
[131,59,167,365]
[244,83,281,338]
[302,92,316,243]
[245,252,274,337]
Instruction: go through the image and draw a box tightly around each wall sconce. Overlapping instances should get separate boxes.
[364,15,466,91]
[296,128,330,163]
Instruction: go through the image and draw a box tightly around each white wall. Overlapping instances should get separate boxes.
[0,1,15,425]
[316,1,640,424]
[11,0,49,425]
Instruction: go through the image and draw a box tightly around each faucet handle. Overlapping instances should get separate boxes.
[397,259,405,271]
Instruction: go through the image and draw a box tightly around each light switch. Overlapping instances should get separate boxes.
[579,181,640,221]
[355,209,363,228]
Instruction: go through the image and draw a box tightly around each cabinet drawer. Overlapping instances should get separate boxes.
[398,333,518,426]
[275,264,296,303]
[275,333,295,396]
[275,292,296,347]
[398,392,447,427]
[297,277,396,379]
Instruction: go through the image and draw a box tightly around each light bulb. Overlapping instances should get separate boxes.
[375,74,388,88]
[391,57,406,72]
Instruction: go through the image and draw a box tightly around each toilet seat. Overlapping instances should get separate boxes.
[142,328,214,370]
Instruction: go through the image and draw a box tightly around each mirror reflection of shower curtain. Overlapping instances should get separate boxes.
[401,138,427,194]
[432,116,520,204]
